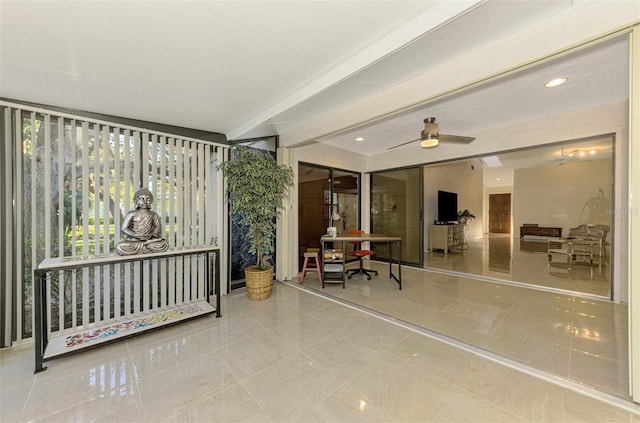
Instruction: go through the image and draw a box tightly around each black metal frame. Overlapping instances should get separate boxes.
[346,252,379,280]
[321,234,402,290]
[34,247,221,373]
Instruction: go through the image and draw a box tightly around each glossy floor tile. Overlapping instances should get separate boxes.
[1,283,638,422]
[300,258,629,401]
[425,234,610,297]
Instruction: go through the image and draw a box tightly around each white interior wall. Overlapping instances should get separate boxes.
[513,159,613,234]
[423,160,484,250]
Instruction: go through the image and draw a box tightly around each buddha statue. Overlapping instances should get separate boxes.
[116,188,169,255]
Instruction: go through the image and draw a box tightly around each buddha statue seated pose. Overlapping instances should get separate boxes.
[116,188,169,256]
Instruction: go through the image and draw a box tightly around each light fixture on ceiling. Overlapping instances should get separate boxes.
[355,137,364,142]
[482,155,502,168]
[544,77,568,88]
[420,133,439,148]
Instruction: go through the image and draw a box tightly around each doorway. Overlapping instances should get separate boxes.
[489,193,511,234]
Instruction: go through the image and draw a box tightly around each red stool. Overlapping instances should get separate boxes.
[299,251,322,284]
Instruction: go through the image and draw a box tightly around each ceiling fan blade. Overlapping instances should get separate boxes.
[439,134,475,144]
[387,137,421,150]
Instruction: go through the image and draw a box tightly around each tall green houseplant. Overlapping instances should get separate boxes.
[217,146,294,271]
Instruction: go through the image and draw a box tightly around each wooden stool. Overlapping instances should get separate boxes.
[299,251,322,284]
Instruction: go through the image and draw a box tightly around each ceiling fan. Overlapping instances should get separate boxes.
[387,117,475,150]
[548,147,594,165]
[554,147,573,165]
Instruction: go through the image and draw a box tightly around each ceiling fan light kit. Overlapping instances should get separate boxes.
[420,133,439,148]
[387,116,475,151]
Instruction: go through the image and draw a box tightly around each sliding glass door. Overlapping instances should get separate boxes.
[371,167,422,266]
[298,163,360,269]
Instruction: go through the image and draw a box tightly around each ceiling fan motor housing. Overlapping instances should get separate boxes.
[423,117,439,137]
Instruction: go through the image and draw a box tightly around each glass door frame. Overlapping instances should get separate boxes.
[369,165,424,267]
[298,162,361,269]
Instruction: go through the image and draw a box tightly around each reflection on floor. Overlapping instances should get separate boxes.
[300,261,629,401]
[2,283,637,421]
[425,234,610,298]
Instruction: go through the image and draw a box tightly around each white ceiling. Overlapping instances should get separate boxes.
[0,1,630,158]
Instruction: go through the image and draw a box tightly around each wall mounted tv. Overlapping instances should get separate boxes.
[437,190,458,224]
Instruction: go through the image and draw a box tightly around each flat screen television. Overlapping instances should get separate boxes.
[437,190,458,223]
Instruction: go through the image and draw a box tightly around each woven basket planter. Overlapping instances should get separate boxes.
[244,266,274,300]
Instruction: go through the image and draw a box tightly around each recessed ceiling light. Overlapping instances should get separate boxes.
[590,149,596,155]
[544,77,568,88]
[355,137,364,142]
[496,178,501,181]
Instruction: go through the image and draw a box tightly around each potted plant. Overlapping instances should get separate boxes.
[217,146,294,300]
[457,209,476,224]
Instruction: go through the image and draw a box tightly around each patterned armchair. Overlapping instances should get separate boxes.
[568,224,609,243]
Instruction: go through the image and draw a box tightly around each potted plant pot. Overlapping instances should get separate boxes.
[244,265,274,300]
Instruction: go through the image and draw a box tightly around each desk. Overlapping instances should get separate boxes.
[320,234,402,290]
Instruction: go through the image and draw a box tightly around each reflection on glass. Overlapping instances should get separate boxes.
[424,135,615,298]
[298,164,360,267]
[371,167,421,265]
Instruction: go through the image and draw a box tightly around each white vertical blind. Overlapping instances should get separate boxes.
[0,101,225,345]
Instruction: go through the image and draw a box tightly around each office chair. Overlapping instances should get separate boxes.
[346,229,378,280]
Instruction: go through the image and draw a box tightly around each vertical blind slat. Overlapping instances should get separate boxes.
[81,122,90,328]
[2,107,14,345]
[14,109,24,340]
[113,128,121,320]
[102,125,111,322]
[71,120,78,329]
[123,129,132,317]
[159,136,167,308]
[175,139,183,304]
[93,124,102,324]
[168,138,176,307]
[57,117,64,332]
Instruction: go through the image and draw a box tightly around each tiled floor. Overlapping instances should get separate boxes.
[425,234,610,297]
[301,256,628,400]
[1,282,639,422]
